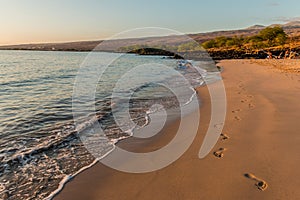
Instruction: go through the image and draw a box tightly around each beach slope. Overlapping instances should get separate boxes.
[55,60,300,200]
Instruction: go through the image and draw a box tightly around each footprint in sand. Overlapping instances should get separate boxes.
[238,82,244,88]
[213,148,227,158]
[220,133,230,141]
[238,85,246,90]
[232,109,242,113]
[248,103,255,109]
[241,99,248,103]
[244,173,268,191]
[234,116,241,121]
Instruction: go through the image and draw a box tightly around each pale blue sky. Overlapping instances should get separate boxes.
[0,0,299,45]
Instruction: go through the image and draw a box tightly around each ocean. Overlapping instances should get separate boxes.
[0,50,220,199]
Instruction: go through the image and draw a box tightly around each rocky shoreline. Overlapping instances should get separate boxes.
[207,47,300,60]
[129,47,300,61]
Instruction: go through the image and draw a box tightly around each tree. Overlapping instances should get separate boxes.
[258,26,287,46]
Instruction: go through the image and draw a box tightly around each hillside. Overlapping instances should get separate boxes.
[0,21,299,59]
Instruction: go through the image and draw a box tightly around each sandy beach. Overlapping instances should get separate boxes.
[54,60,300,200]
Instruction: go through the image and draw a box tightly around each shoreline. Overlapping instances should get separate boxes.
[47,83,201,200]
[54,59,300,200]
[52,86,209,200]
[1,49,299,61]
[47,77,202,199]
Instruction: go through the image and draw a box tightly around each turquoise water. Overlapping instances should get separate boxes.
[0,50,217,199]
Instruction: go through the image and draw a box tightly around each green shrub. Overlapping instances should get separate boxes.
[202,26,288,50]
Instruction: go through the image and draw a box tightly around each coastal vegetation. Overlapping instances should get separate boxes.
[202,26,288,50]
[201,26,300,59]
[117,26,299,60]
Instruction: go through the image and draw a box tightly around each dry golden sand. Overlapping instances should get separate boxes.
[251,59,300,73]
[55,60,300,200]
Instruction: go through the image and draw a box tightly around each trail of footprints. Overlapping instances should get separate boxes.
[212,81,268,191]
[234,82,255,121]
[213,134,228,159]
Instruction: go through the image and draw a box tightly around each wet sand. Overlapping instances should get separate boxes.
[54,60,300,200]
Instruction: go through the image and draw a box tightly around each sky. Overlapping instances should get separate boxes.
[0,0,300,45]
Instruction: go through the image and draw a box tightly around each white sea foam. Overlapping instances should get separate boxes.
[44,145,116,200]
